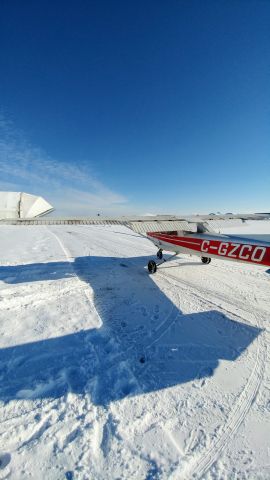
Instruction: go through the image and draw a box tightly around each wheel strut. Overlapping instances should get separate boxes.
[148,252,178,274]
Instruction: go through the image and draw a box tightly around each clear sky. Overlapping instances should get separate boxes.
[0,0,269,215]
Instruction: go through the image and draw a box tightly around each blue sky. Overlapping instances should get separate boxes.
[0,0,269,215]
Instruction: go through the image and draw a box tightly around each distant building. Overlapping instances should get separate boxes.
[0,192,54,219]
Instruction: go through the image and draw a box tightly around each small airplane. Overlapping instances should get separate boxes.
[145,219,270,273]
[2,211,270,274]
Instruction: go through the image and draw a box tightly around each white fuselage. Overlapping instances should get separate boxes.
[147,230,270,267]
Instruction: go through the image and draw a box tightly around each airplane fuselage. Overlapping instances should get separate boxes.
[147,231,270,267]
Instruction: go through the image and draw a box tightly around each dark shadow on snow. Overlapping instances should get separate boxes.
[0,256,262,405]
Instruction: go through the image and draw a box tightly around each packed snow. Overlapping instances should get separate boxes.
[0,221,270,479]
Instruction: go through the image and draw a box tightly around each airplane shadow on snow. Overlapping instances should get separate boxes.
[0,256,262,406]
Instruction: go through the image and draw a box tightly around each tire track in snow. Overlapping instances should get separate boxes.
[55,227,181,354]
[45,227,137,475]
[46,227,104,318]
[45,228,153,469]
[160,270,267,324]
[44,228,111,460]
[159,271,267,479]
[176,321,266,480]
[47,227,267,477]
[46,227,186,472]
[0,281,84,312]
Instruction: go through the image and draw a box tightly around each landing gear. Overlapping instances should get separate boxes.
[148,252,179,274]
[201,257,211,264]
[148,260,157,274]
[157,249,163,260]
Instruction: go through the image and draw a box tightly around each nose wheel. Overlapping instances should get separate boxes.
[201,257,211,264]
[148,252,178,274]
[157,249,163,259]
[148,260,157,274]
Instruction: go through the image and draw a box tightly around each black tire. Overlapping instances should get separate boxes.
[157,249,163,260]
[148,260,157,274]
[201,257,211,264]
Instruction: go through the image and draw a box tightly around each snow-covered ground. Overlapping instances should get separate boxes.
[0,221,270,479]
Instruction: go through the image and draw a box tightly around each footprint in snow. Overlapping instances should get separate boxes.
[0,453,11,470]
[140,306,147,316]
[65,472,74,480]
[151,305,160,320]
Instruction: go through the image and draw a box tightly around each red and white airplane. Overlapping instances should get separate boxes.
[146,218,270,273]
[3,212,270,274]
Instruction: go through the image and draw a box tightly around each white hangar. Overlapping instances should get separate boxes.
[0,192,54,219]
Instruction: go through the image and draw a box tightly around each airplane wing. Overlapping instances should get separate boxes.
[0,212,270,235]
[1,211,270,270]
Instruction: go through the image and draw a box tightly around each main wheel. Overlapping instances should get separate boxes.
[148,260,157,274]
[201,257,211,264]
[157,249,163,260]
